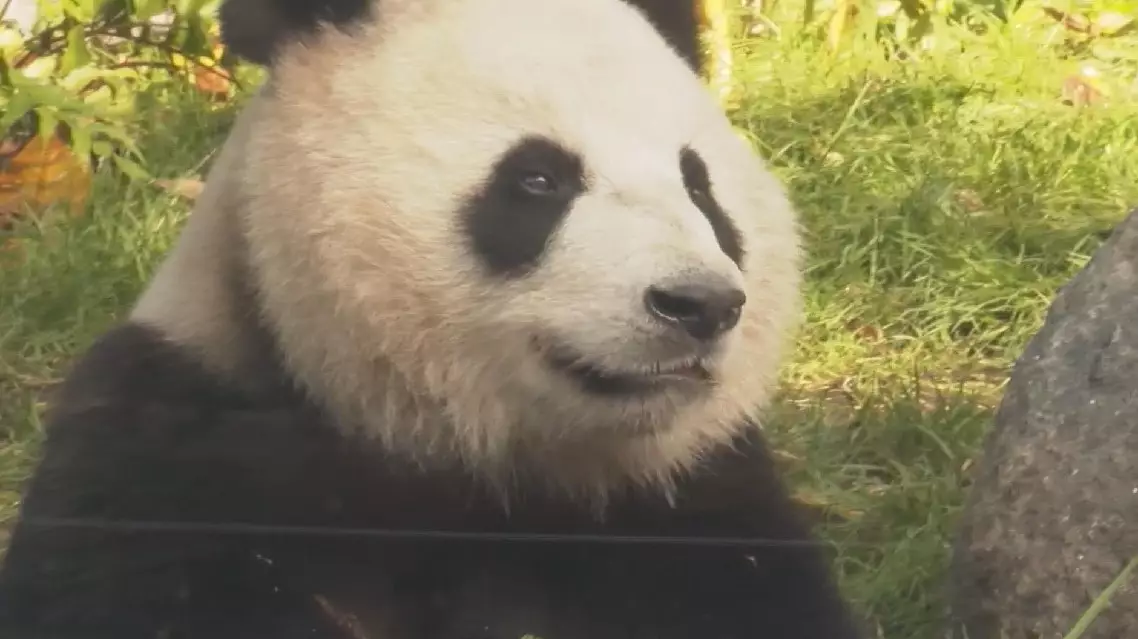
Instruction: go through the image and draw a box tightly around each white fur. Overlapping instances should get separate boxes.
[133,0,802,503]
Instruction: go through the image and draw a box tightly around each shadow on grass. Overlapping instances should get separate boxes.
[766,382,995,638]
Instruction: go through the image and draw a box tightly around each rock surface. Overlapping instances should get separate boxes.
[948,208,1138,639]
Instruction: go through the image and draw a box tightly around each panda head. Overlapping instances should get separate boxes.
[139,0,802,499]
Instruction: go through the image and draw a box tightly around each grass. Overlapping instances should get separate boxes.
[3,7,1138,639]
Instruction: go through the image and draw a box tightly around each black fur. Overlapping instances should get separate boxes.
[623,0,704,72]
[463,136,586,278]
[680,146,745,267]
[0,322,864,638]
[219,0,374,65]
[218,0,705,75]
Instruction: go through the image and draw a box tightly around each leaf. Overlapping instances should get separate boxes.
[111,153,150,181]
[828,0,859,50]
[0,90,36,133]
[60,26,91,74]
[176,0,211,16]
[84,121,140,154]
[101,93,137,119]
[82,84,114,107]
[65,0,100,22]
[59,65,107,93]
[91,140,115,157]
[35,109,58,144]
[0,25,26,62]
[1094,11,1135,36]
[133,0,168,21]
[897,0,926,19]
[178,12,208,52]
[877,0,902,18]
[1092,43,1138,61]
[894,9,912,41]
[19,55,58,81]
[69,125,92,164]
[13,82,80,118]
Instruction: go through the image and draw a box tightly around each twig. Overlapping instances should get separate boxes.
[1063,556,1138,639]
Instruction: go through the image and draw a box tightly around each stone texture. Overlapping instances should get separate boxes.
[948,208,1138,639]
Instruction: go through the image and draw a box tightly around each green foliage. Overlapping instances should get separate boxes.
[744,0,1138,68]
[0,0,227,182]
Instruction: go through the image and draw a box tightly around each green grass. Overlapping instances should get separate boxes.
[4,11,1138,639]
[725,12,1138,637]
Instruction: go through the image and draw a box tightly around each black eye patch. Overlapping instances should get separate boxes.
[679,146,744,267]
[461,136,587,278]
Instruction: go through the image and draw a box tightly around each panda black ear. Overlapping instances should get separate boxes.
[621,0,703,73]
[219,0,374,66]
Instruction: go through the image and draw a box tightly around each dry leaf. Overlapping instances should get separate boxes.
[793,490,865,522]
[954,188,984,213]
[193,66,232,97]
[852,324,883,341]
[1042,6,1092,34]
[154,177,205,201]
[0,134,91,221]
[1061,68,1107,107]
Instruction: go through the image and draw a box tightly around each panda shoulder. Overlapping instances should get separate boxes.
[23,322,327,517]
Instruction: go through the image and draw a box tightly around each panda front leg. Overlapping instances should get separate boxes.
[396,432,864,639]
[0,324,365,639]
[402,540,863,639]
[522,429,867,639]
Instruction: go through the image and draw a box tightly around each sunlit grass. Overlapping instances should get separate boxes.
[725,9,1138,636]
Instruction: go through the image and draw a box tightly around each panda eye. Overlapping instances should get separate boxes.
[517,171,557,196]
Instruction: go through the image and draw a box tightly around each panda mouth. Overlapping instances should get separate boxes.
[545,349,713,396]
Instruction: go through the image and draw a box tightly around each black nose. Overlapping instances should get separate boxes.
[644,280,746,341]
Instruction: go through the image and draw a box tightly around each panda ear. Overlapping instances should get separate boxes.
[621,0,703,73]
[219,0,374,66]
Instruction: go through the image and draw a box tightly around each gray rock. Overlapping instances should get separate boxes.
[948,208,1138,639]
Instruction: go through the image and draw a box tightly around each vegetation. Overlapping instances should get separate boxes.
[3,0,1138,637]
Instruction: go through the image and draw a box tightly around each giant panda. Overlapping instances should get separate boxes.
[0,0,864,637]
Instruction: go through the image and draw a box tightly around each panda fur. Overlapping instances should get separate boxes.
[0,0,864,637]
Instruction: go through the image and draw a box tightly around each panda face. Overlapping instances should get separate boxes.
[463,128,748,390]
[227,0,801,490]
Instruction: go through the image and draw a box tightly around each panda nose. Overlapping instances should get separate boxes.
[644,280,747,341]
